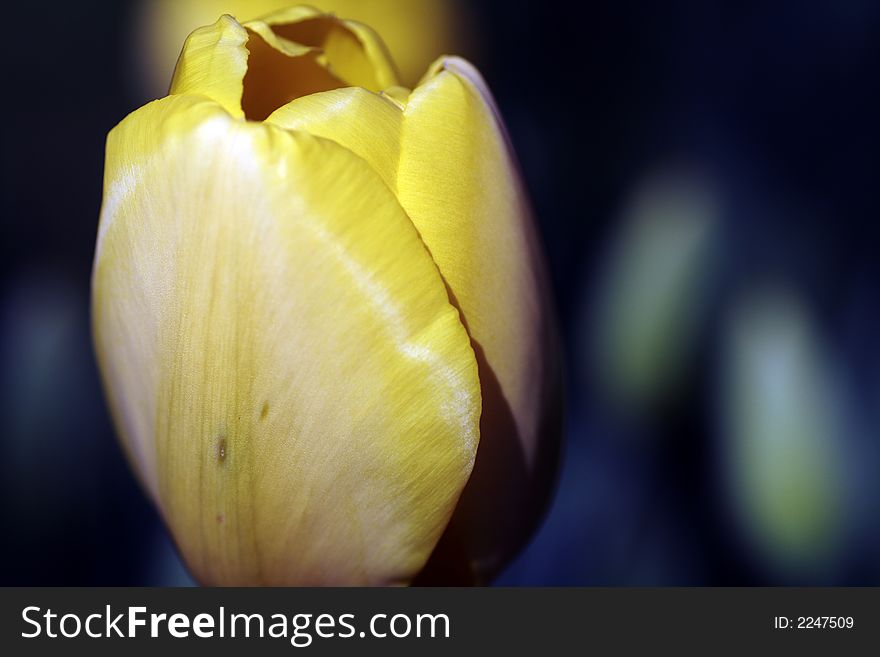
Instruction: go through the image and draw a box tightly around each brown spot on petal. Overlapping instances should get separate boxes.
[260,402,270,421]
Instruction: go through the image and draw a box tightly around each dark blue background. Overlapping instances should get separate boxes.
[1,0,878,585]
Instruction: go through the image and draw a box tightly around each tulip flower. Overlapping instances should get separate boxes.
[93,6,561,586]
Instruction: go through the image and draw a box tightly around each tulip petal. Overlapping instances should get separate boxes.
[258,6,400,90]
[398,57,554,465]
[169,15,347,122]
[93,95,481,585]
[239,23,347,121]
[397,57,562,579]
[169,15,249,118]
[264,87,403,193]
[261,57,563,579]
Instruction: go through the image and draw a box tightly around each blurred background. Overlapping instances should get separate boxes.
[2,0,879,585]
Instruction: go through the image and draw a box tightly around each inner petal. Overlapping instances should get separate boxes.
[241,28,347,122]
[268,17,383,91]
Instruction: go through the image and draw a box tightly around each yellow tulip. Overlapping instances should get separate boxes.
[93,6,560,586]
[139,0,472,94]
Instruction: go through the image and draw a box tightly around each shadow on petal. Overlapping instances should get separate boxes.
[414,337,562,585]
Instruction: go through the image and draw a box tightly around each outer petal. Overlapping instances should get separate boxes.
[260,58,564,581]
[92,95,481,585]
[398,58,562,581]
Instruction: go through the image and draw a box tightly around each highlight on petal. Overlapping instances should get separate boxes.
[93,95,481,585]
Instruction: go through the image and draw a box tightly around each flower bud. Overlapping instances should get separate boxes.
[93,6,561,585]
